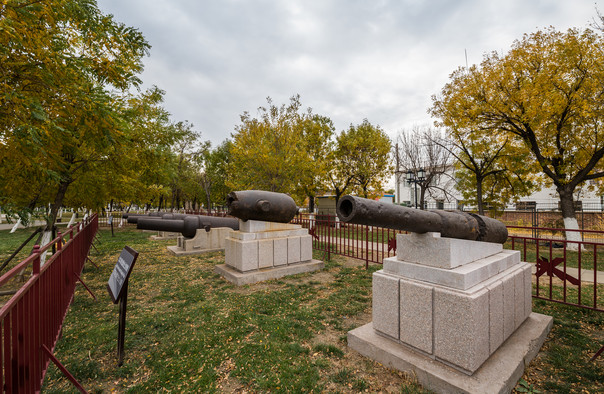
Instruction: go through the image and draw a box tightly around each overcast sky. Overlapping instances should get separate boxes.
[97,0,602,146]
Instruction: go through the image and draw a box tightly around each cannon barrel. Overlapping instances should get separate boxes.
[136,215,239,238]
[336,195,507,244]
[226,190,298,223]
[124,212,162,224]
[124,214,148,224]
[125,212,188,224]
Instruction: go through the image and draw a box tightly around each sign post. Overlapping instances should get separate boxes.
[107,246,139,366]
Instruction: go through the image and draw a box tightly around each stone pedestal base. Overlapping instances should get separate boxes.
[373,233,536,374]
[348,313,552,394]
[150,231,179,240]
[167,227,233,256]
[217,220,322,285]
[214,259,324,286]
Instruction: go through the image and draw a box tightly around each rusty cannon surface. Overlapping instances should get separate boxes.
[136,215,239,238]
[336,195,507,244]
[226,190,298,223]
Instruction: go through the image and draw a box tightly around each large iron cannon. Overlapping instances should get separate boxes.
[226,190,298,223]
[136,215,239,238]
[336,195,507,244]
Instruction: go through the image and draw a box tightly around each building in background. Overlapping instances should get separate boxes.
[394,168,604,211]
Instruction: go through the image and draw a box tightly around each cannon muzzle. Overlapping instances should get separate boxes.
[336,195,507,244]
[226,190,298,223]
[136,215,239,238]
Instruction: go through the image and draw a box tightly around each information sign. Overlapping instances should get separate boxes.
[107,246,139,366]
[107,246,138,303]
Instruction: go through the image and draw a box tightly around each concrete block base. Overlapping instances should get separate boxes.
[214,259,324,286]
[167,227,233,256]
[348,312,553,394]
[150,231,179,240]
[167,245,224,256]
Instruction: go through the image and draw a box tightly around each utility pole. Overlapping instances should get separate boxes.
[395,142,400,204]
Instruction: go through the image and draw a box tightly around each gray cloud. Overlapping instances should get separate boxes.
[97,0,601,145]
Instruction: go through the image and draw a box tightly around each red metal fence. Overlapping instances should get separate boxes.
[507,225,603,313]
[293,214,402,268]
[0,215,98,392]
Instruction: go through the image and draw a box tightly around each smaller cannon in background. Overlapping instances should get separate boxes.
[122,212,163,224]
[124,212,191,224]
[226,190,298,223]
[136,215,239,238]
[336,195,507,244]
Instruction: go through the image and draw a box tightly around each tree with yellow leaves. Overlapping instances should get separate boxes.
[336,119,393,199]
[0,0,150,228]
[432,27,604,242]
[227,95,334,205]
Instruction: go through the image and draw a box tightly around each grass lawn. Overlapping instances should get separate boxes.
[40,229,428,393]
[0,227,601,392]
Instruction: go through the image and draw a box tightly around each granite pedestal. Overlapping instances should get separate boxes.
[215,220,323,285]
[150,231,179,240]
[167,227,233,256]
[348,232,552,393]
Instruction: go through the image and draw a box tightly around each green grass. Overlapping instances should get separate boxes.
[522,299,604,392]
[39,228,419,392]
[0,227,43,268]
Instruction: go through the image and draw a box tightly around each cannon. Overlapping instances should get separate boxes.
[226,190,298,223]
[123,212,162,224]
[136,215,239,238]
[336,195,507,244]
[124,212,190,224]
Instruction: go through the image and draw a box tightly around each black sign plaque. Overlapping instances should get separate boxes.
[107,246,139,366]
[107,246,138,303]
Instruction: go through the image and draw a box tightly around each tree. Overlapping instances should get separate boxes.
[228,95,332,205]
[429,126,537,215]
[337,120,393,199]
[396,126,454,209]
[327,156,355,205]
[199,140,233,211]
[113,87,179,210]
[298,115,335,212]
[0,0,150,230]
[167,121,207,210]
[431,27,604,242]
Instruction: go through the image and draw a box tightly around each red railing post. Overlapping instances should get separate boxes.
[365,225,369,269]
[32,245,40,275]
[327,215,331,261]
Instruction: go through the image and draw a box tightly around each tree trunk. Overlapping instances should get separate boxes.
[334,188,343,205]
[47,178,71,233]
[308,195,315,214]
[419,186,426,210]
[558,186,582,246]
[476,178,484,215]
[205,190,212,214]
